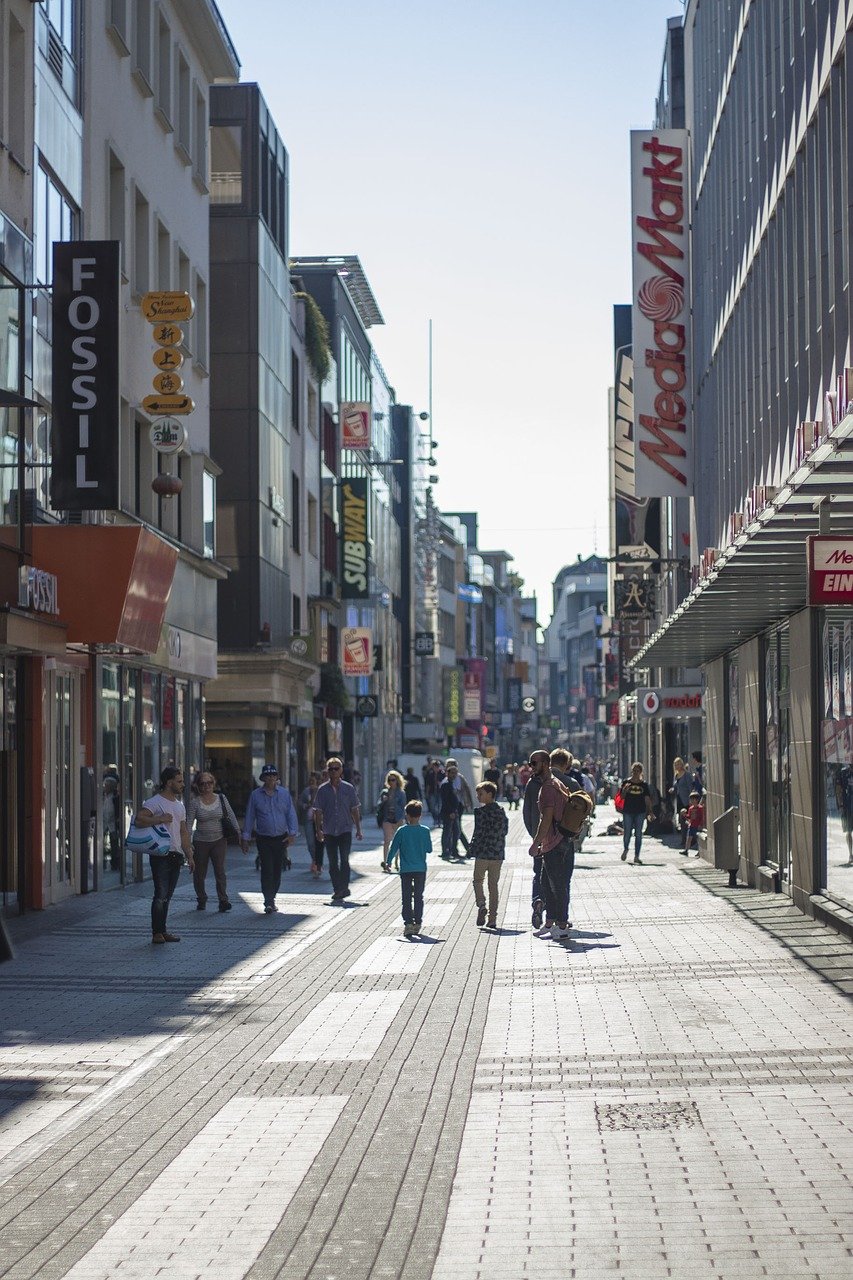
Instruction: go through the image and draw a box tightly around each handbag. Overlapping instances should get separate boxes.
[219,793,241,843]
[614,790,625,812]
[125,819,172,857]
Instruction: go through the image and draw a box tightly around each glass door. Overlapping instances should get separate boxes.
[42,666,79,903]
[764,625,791,886]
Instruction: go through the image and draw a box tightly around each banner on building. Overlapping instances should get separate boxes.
[443,666,462,727]
[341,402,371,450]
[341,476,369,599]
[342,627,372,677]
[51,240,121,510]
[631,130,691,498]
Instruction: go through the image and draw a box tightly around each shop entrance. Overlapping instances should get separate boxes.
[764,624,792,887]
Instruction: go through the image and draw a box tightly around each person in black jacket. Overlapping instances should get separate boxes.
[469,782,508,927]
[439,760,467,860]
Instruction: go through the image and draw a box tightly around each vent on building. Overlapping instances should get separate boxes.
[46,27,64,81]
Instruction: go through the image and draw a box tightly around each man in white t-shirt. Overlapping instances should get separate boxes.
[133,766,194,943]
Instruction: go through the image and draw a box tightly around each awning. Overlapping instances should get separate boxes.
[31,525,177,653]
[632,416,853,668]
[0,607,67,656]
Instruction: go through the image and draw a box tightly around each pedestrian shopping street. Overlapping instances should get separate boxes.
[1,810,852,1280]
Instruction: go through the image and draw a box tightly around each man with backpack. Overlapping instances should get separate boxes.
[528,750,574,940]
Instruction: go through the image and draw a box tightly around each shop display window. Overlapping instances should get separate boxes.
[820,609,853,907]
[764,624,791,882]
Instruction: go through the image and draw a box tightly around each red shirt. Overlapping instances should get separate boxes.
[687,802,705,829]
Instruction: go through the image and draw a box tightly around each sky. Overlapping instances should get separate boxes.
[215,0,683,624]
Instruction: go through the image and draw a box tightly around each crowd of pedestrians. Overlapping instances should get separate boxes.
[134,747,706,945]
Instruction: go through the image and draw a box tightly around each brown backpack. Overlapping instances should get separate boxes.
[553,777,594,837]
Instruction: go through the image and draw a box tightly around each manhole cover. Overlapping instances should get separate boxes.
[596,1100,701,1132]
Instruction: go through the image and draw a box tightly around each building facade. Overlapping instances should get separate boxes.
[636,1,853,937]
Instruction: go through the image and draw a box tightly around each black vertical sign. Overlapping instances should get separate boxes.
[341,475,370,599]
[51,241,120,510]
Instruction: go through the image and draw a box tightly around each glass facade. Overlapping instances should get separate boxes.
[764,624,791,884]
[820,609,853,908]
[0,659,19,906]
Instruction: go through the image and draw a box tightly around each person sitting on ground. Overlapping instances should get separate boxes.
[468,781,509,929]
[683,791,706,854]
[384,800,433,938]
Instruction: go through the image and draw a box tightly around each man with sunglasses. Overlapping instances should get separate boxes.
[241,764,298,913]
[314,757,363,901]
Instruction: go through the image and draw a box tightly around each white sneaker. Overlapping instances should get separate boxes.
[534,923,553,938]
[550,923,570,940]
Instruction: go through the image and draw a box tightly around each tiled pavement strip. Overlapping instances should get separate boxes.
[0,815,851,1278]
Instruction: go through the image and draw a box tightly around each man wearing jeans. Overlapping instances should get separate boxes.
[241,764,298,912]
[314,757,363,901]
[528,750,572,941]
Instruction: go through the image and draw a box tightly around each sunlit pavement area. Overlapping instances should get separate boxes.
[1,811,853,1280]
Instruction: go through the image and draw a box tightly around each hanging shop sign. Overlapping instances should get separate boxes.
[808,537,853,605]
[638,686,702,718]
[631,129,692,499]
[50,241,121,510]
[149,419,186,454]
[341,626,372,677]
[141,291,195,323]
[355,694,378,718]
[415,631,435,656]
[340,476,370,599]
[457,583,483,603]
[443,666,462,727]
[340,402,371,450]
[463,670,482,721]
[506,678,522,712]
[615,574,656,617]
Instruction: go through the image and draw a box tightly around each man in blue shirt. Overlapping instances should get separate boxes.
[241,764,298,913]
[313,757,363,901]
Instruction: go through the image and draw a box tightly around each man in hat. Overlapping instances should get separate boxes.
[241,764,299,913]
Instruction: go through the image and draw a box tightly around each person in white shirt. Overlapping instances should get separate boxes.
[133,766,194,943]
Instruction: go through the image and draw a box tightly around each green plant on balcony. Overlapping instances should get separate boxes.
[295,292,331,385]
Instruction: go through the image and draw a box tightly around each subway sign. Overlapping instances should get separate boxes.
[808,536,853,604]
[51,241,120,510]
[341,476,369,599]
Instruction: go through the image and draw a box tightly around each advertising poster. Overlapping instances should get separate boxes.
[341,402,371,450]
[341,627,372,677]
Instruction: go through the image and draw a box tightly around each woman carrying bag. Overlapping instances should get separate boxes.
[379,770,407,862]
[187,771,240,911]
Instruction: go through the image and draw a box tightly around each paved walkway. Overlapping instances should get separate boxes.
[1,812,852,1279]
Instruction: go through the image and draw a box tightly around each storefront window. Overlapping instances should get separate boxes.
[121,667,137,881]
[141,670,159,797]
[161,676,176,770]
[727,654,740,808]
[764,624,791,881]
[820,609,853,907]
[101,663,122,888]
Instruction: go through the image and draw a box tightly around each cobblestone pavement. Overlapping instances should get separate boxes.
[1,813,852,1279]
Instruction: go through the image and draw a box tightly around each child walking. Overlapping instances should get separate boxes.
[684,790,706,853]
[469,781,509,928]
[384,800,432,938]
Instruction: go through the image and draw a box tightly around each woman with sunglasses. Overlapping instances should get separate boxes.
[187,772,239,911]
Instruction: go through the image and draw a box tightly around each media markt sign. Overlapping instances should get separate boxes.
[808,536,853,604]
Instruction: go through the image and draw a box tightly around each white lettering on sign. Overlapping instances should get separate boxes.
[18,567,60,615]
[69,256,99,489]
[823,574,853,593]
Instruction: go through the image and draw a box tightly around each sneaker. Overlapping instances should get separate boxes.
[342,889,351,898]
[550,924,569,940]
[331,892,345,901]
[531,901,543,929]
[486,918,497,929]
[151,933,166,944]
[404,922,414,937]
[264,904,274,914]
[621,850,628,861]
[413,921,422,935]
[196,902,206,911]
[218,901,232,912]
[534,923,553,938]
[161,932,181,942]
[476,905,487,927]
[633,857,642,865]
